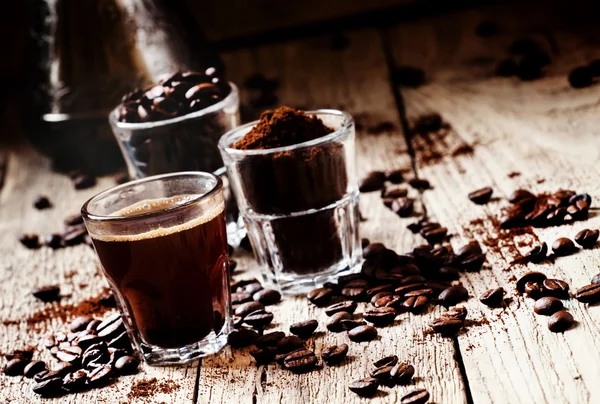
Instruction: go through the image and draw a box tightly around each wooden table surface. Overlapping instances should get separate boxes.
[2,3,600,403]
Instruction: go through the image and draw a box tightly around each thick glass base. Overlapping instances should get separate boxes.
[272,261,361,295]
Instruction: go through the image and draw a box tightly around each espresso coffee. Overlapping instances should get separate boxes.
[91,197,229,349]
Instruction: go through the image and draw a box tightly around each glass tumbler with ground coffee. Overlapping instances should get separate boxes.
[109,70,244,245]
[219,107,361,294]
[82,172,231,365]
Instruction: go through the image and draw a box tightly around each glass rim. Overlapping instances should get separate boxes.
[81,171,223,223]
[108,82,239,129]
[218,109,354,156]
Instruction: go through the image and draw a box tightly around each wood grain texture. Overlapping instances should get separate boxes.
[390,3,600,403]
[198,29,468,404]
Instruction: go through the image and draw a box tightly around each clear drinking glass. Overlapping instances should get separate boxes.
[82,172,231,365]
[108,82,245,245]
[219,109,362,294]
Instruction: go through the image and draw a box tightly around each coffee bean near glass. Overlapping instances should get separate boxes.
[82,172,231,365]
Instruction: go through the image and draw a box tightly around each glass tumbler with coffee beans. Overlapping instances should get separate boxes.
[82,172,231,365]
[219,107,362,294]
[108,69,245,245]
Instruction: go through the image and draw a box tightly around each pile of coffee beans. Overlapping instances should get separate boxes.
[116,69,231,123]
[19,213,92,251]
[348,354,420,397]
[2,312,139,397]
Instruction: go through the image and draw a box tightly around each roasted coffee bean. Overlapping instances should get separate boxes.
[404,288,434,298]
[62,225,87,246]
[391,198,414,217]
[341,284,367,301]
[290,320,318,338]
[55,362,76,377]
[253,289,281,305]
[97,316,125,341]
[361,238,370,249]
[422,227,448,244]
[516,271,547,293]
[341,319,367,330]
[364,307,397,326]
[307,288,334,306]
[360,171,386,192]
[87,364,113,386]
[438,285,468,307]
[370,365,393,381]
[3,357,30,376]
[108,331,131,350]
[33,195,52,210]
[401,388,430,404]
[229,259,238,273]
[385,169,405,184]
[459,253,486,272]
[373,355,398,369]
[367,284,394,299]
[241,282,263,295]
[574,229,599,248]
[231,278,259,292]
[390,362,415,385]
[255,331,286,348]
[569,66,593,88]
[63,213,84,226]
[548,310,574,332]
[444,306,468,321]
[468,187,493,204]
[232,292,253,305]
[508,189,535,204]
[534,296,564,315]
[84,319,102,332]
[371,291,393,305]
[32,377,63,396]
[479,287,505,307]
[348,377,379,397]
[44,233,63,249]
[542,279,570,299]
[431,317,463,336]
[362,242,387,258]
[70,316,93,332]
[19,233,41,249]
[73,173,96,190]
[592,274,600,285]
[552,238,578,256]
[569,193,592,206]
[575,284,600,303]
[5,349,34,361]
[34,369,60,383]
[283,348,317,373]
[524,243,548,263]
[402,295,429,313]
[98,292,116,308]
[524,281,544,300]
[227,328,259,347]
[32,284,60,302]
[276,336,304,354]
[235,301,265,318]
[243,309,274,328]
[55,346,82,365]
[495,58,517,76]
[63,369,88,391]
[408,178,430,190]
[114,355,139,374]
[392,65,426,87]
[348,325,378,342]
[407,221,423,233]
[326,312,353,332]
[82,345,108,369]
[23,361,46,378]
[413,113,442,133]
[321,343,349,365]
[438,266,460,280]
[249,347,277,365]
[382,186,408,198]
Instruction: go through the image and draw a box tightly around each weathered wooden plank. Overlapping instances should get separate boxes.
[199,28,468,404]
[390,4,600,403]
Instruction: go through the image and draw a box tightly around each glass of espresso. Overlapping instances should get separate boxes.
[82,172,231,365]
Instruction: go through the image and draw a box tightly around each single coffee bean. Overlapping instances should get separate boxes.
[438,285,468,307]
[404,288,434,298]
[374,294,401,309]
[373,355,398,369]
[413,113,442,133]
[386,169,405,184]
[468,187,493,204]
[55,362,76,377]
[33,195,52,210]
[525,243,548,263]
[459,253,486,272]
[44,233,63,249]
[542,279,570,299]
[108,331,131,350]
[575,284,600,303]
[32,285,60,302]
[438,266,460,280]
[23,361,46,378]
[534,297,564,315]
[290,320,318,338]
[524,281,544,300]
[591,274,600,285]
[382,186,408,198]
[326,312,353,332]
[367,284,394,300]
[361,238,370,249]
[243,309,274,328]
[341,284,367,301]
[402,295,429,313]
[97,317,125,341]
[19,233,41,249]
[253,289,281,305]
[77,334,103,350]
[363,242,386,258]
[87,364,113,387]
[62,370,88,391]
[401,388,430,404]
[227,328,259,347]
[408,178,431,190]
[241,282,263,295]
[574,229,599,248]
[235,301,265,318]
[32,377,63,396]
[3,357,30,376]
[422,227,448,244]
[82,347,108,369]
[114,355,139,374]
[516,271,547,293]
[56,345,82,365]
[394,283,427,297]
[370,365,393,381]
[548,310,574,332]
[431,317,463,336]
[443,307,468,321]
[569,193,592,206]
[364,307,397,326]
[479,287,505,307]
[359,171,386,192]
[391,198,414,217]
[340,319,367,331]
[276,336,304,354]
[321,343,349,365]
[254,331,286,349]
[283,348,317,373]
[552,238,578,257]
[307,288,334,306]
[70,316,93,332]
[390,362,415,385]
[348,377,379,397]
[232,292,253,305]
[249,347,277,365]
[569,66,593,88]
[73,173,96,190]
[348,325,378,342]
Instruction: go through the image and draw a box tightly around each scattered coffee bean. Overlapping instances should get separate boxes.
[574,229,599,248]
[391,198,415,217]
[32,376,63,396]
[370,364,393,382]
[70,316,93,332]
[534,297,564,315]
[255,331,286,349]
[249,347,277,365]
[431,317,463,336]
[508,189,535,204]
[341,283,368,301]
[227,328,259,347]
[408,178,430,190]
[390,362,415,385]
[87,364,113,387]
[413,113,442,133]
[401,388,430,404]
[232,292,253,305]
[548,310,574,332]
[364,307,397,326]
[23,361,46,378]
[402,295,429,313]
[73,173,96,190]
[98,292,116,308]
[240,282,263,295]
[253,289,281,305]
[524,243,548,263]
[33,195,52,210]
[235,301,265,318]
[114,355,139,375]
[569,193,592,206]
[3,357,30,376]
[373,355,398,369]
[341,319,367,331]
[290,320,318,338]
[524,281,544,300]
[326,312,353,332]
[516,271,547,294]
[276,336,304,354]
[568,66,594,88]
[438,285,468,307]
[108,331,131,350]
[542,279,570,299]
[479,287,505,307]
[444,306,468,321]
[283,348,317,373]
[62,369,87,392]
[552,238,578,256]
[44,234,63,249]
[32,285,60,302]
[243,309,274,328]
[575,284,600,304]
[468,187,493,204]
[321,343,349,365]
[386,169,405,184]
[307,288,334,306]
[348,325,378,342]
[19,233,40,249]
[97,315,125,341]
[348,377,379,397]
[360,171,386,192]
[422,226,448,244]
